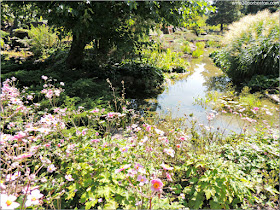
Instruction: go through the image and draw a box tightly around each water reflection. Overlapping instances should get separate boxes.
[129,51,247,133]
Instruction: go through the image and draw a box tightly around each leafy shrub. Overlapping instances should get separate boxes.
[1,30,9,47]
[27,24,58,57]
[181,41,192,54]
[140,47,190,73]
[211,10,279,86]
[109,61,165,97]
[206,40,221,48]
[191,41,205,58]
[195,41,205,49]
[192,48,204,58]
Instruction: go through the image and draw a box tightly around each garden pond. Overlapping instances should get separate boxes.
[131,49,279,134]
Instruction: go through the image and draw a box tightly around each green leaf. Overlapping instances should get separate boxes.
[103,200,119,209]
[204,188,216,200]
[85,199,98,210]
[209,200,222,209]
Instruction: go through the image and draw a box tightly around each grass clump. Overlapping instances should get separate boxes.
[210,10,279,90]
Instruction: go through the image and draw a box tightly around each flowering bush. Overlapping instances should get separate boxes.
[1,77,279,209]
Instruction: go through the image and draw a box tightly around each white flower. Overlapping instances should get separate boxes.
[0,194,20,209]
[25,190,43,207]
[41,75,48,80]
[6,174,15,182]
[65,174,74,181]
[163,148,175,157]
[154,128,164,136]
[47,164,56,173]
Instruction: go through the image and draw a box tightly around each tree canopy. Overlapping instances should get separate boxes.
[206,0,242,32]
[32,0,212,68]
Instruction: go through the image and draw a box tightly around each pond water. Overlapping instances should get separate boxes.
[131,49,277,134]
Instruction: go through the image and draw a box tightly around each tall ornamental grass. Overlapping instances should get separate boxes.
[211,10,279,84]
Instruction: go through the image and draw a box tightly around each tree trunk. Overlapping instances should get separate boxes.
[10,17,19,36]
[220,23,223,32]
[66,34,87,69]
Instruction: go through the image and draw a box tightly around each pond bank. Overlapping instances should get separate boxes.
[130,49,279,134]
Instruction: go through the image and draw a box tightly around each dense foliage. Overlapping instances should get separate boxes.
[1,77,279,209]
[206,0,242,31]
[32,1,211,68]
[210,10,279,90]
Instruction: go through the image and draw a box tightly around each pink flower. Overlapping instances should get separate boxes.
[137,175,148,186]
[159,137,168,144]
[13,131,26,141]
[91,139,100,143]
[90,108,99,113]
[115,164,131,173]
[134,163,143,170]
[107,112,115,118]
[127,169,137,177]
[146,125,152,132]
[253,107,259,111]
[14,153,33,160]
[161,163,173,170]
[25,189,43,207]
[0,194,20,209]
[121,146,129,153]
[82,129,88,136]
[65,174,74,181]
[45,143,51,147]
[176,144,181,148]
[207,113,215,121]
[179,136,186,141]
[151,179,163,192]
[166,172,172,181]
[45,89,53,99]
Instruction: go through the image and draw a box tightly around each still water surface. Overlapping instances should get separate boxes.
[142,50,248,134]
[131,50,277,134]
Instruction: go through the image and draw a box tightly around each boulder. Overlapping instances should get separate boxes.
[13,29,29,39]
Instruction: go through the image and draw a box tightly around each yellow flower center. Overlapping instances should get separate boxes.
[154,183,159,188]
[6,200,12,206]
[31,197,37,201]
[141,179,144,182]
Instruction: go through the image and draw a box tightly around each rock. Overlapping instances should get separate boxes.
[10,37,29,48]
[13,29,29,39]
[29,21,47,28]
